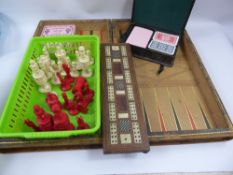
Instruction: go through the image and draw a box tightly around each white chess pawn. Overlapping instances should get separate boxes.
[76,46,92,78]
[29,60,51,93]
[37,55,53,79]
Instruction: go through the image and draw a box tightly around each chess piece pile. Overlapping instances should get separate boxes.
[30,45,94,93]
[25,91,92,131]
[25,44,95,131]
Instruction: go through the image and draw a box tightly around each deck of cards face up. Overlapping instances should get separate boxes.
[122,0,195,67]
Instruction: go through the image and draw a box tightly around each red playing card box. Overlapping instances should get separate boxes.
[153,31,179,46]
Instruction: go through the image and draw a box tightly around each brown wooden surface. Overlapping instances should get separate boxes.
[112,20,233,134]
[0,19,232,152]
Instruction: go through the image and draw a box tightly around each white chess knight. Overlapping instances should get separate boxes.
[75,46,92,78]
[29,60,51,93]
[55,45,70,75]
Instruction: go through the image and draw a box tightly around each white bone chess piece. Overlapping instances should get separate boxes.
[70,61,81,77]
[37,55,53,79]
[76,46,92,78]
[50,60,59,72]
[29,60,51,93]
[55,46,70,76]
[50,60,61,85]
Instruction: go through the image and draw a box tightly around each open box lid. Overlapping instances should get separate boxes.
[132,0,195,35]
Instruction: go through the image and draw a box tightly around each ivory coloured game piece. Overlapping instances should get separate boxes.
[76,46,92,78]
[55,45,70,76]
[37,55,53,79]
[50,60,61,85]
[29,60,51,93]
[70,61,81,77]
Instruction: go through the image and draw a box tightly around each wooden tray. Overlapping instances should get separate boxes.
[112,20,233,144]
[0,19,232,152]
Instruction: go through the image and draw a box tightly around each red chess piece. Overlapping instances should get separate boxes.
[62,64,74,83]
[45,92,62,109]
[57,72,72,91]
[24,120,41,131]
[72,76,89,95]
[77,99,89,114]
[51,103,74,131]
[33,105,53,131]
[77,117,90,130]
[73,91,83,101]
[74,88,94,114]
[83,88,94,104]
[62,92,79,115]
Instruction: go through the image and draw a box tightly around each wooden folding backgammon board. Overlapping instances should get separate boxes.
[0,19,232,153]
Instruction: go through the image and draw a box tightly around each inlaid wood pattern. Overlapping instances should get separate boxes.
[135,53,215,133]
[101,44,149,153]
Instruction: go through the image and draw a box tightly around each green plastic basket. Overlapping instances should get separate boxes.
[0,35,100,139]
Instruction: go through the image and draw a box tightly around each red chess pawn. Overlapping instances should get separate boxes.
[51,103,74,131]
[77,117,90,130]
[57,72,72,91]
[62,92,79,115]
[33,105,53,131]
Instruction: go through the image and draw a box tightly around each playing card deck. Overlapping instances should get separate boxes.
[148,40,175,55]
[153,32,179,46]
[121,0,195,67]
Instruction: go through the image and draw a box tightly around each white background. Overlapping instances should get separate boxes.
[0,0,233,174]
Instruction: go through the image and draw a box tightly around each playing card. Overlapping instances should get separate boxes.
[153,31,179,46]
[41,25,76,36]
[148,40,176,55]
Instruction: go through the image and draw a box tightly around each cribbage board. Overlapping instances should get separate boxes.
[101,44,150,153]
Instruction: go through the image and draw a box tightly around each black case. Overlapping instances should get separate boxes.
[121,0,195,67]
